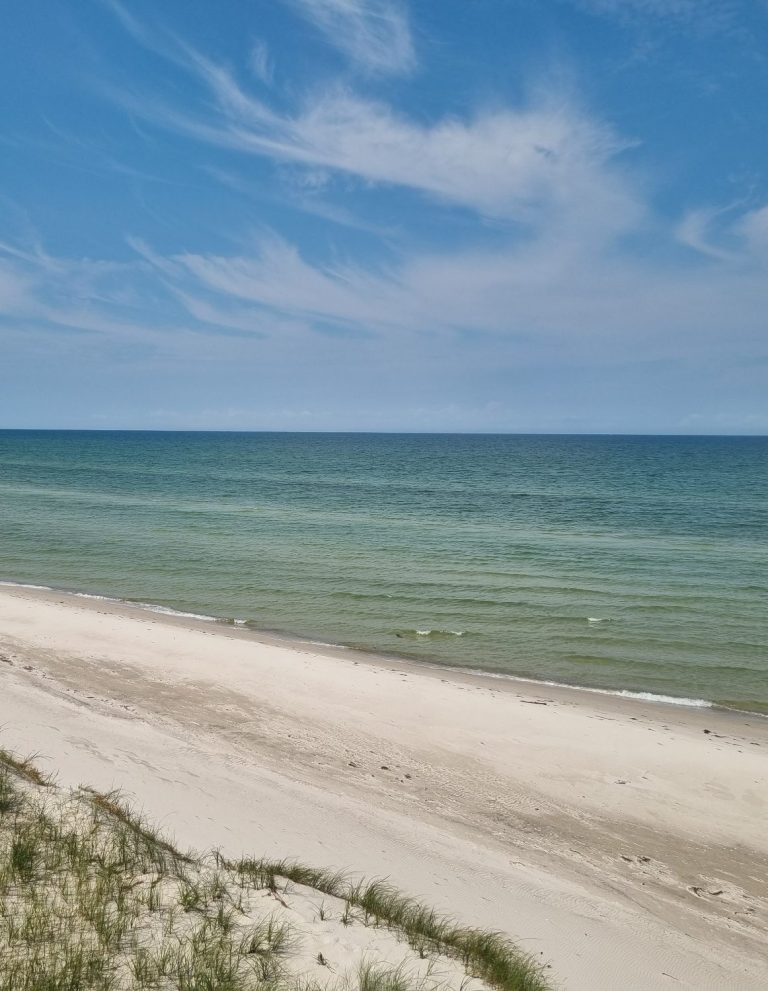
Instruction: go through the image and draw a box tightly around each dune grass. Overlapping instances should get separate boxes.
[0,749,553,991]
[232,864,549,991]
[0,748,54,787]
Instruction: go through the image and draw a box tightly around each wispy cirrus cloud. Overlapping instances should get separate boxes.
[98,3,639,238]
[3,204,767,432]
[570,0,737,24]
[52,4,768,364]
[0,237,280,371]
[7,188,766,365]
[739,205,768,256]
[567,0,751,39]
[122,55,642,239]
[675,207,740,262]
[675,201,768,264]
[285,0,416,75]
[203,165,400,239]
[248,40,274,85]
[0,240,147,343]
[99,0,157,49]
[5,1,766,433]
[129,210,768,366]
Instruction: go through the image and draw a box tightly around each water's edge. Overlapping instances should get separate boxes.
[4,576,765,718]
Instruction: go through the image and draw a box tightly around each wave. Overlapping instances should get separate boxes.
[395,628,466,639]
[130,602,222,622]
[457,668,714,709]
[0,580,53,591]
[0,580,230,626]
[71,591,224,624]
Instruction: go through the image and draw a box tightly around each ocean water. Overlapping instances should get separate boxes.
[0,430,766,712]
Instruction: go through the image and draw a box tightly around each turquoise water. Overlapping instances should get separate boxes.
[1,430,766,711]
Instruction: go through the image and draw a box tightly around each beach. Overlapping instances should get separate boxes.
[4,0,768,983]
[0,583,765,990]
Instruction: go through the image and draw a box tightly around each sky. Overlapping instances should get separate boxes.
[1,0,767,433]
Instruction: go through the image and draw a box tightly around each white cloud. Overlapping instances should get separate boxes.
[4,220,767,433]
[100,5,642,239]
[173,235,410,330]
[676,202,768,264]
[571,0,738,27]
[117,225,766,372]
[170,287,309,338]
[0,239,179,350]
[580,0,699,15]
[285,0,415,75]
[128,59,642,239]
[249,40,274,85]
[676,207,738,262]
[739,205,768,255]
[204,165,399,238]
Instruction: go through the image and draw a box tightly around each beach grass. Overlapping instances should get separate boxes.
[0,748,552,991]
[233,865,549,991]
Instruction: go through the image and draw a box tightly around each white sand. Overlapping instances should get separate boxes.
[0,584,766,990]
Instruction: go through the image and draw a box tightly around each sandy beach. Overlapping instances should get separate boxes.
[0,583,766,990]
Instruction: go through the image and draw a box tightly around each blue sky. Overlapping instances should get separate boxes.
[1,0,767,433]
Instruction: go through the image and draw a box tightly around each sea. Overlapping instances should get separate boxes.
[0,430,766,713]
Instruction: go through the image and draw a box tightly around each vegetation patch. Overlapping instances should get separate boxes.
[0,750,553,991]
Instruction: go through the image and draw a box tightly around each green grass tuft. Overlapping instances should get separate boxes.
[0,749,54,787]
[0,745,553,991]
[232,865,551,991]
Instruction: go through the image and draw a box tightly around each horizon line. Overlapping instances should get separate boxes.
[0,428,766,439]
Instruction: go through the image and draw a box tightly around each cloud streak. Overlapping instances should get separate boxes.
[285,0,416,75]
[249,40,274,85]
[570,0,740,28]
[126,213,768,367]
[123,56,642,240]
[101,4,641,241]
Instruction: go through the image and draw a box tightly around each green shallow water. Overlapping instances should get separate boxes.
[1,430,766,710]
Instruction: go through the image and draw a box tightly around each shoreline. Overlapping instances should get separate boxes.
[1,577,762,719]
[1,581,766,990]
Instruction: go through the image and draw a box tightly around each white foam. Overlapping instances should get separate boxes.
[612,689,711,707]
[0,580,53,591]
[136,603,220,623]
[587,616,607,623]
[73,592,120,603]
[454,666,713,709]
[415,629,465,637]
[44,586,222,624]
